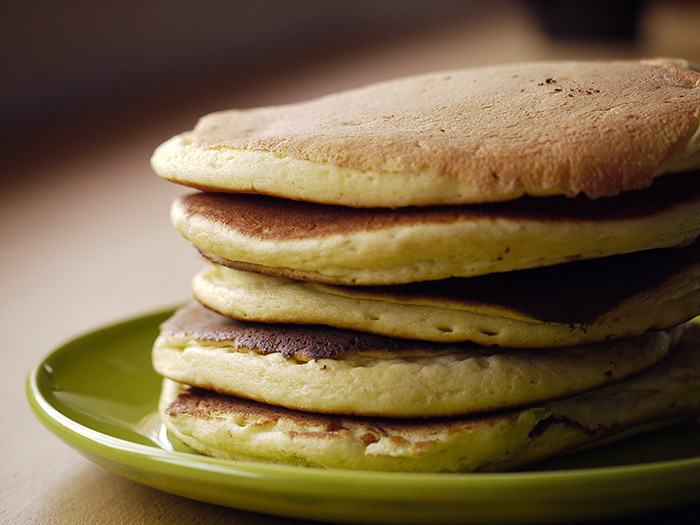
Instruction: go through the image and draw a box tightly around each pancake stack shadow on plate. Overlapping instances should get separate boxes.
[150,58,700,472]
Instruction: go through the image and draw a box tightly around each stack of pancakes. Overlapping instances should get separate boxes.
[151,58,700,472]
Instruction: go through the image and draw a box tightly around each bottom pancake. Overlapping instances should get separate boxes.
[153,302,681,418]
[159,322,700,473]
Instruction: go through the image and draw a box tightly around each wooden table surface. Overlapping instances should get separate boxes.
[3,2,700,523]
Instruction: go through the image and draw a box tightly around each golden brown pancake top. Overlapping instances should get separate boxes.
[188,59,700,201]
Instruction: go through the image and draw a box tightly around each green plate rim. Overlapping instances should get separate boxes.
[26,308,700,524]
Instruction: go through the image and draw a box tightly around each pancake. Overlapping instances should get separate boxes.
[193,241,700,347]
[152,302,682,418]
[158,322,700,472]
[172,172,700,285]
[152,57,700,474]
[151,58,700,208]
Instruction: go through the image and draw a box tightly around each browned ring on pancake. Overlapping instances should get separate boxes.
[179,171,700,242]
[173,172,700,285]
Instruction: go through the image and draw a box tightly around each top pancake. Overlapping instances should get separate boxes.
[152,58,700,207]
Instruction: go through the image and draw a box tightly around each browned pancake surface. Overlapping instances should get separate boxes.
[164,325,700,434]
[165,384,500,435]
[179,172,700,241]
[161,302,454,360]
[189,59,700,201]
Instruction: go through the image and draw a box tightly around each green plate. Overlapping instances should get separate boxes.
[26,309,700,524]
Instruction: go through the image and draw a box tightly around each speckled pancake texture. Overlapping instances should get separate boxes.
[158,323,700,472]
[152,302,682,417]
[152,58,700,207]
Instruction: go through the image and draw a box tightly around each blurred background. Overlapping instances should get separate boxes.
[3,1,700,523]
[3,1,700,169]
[4,0,700,341]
